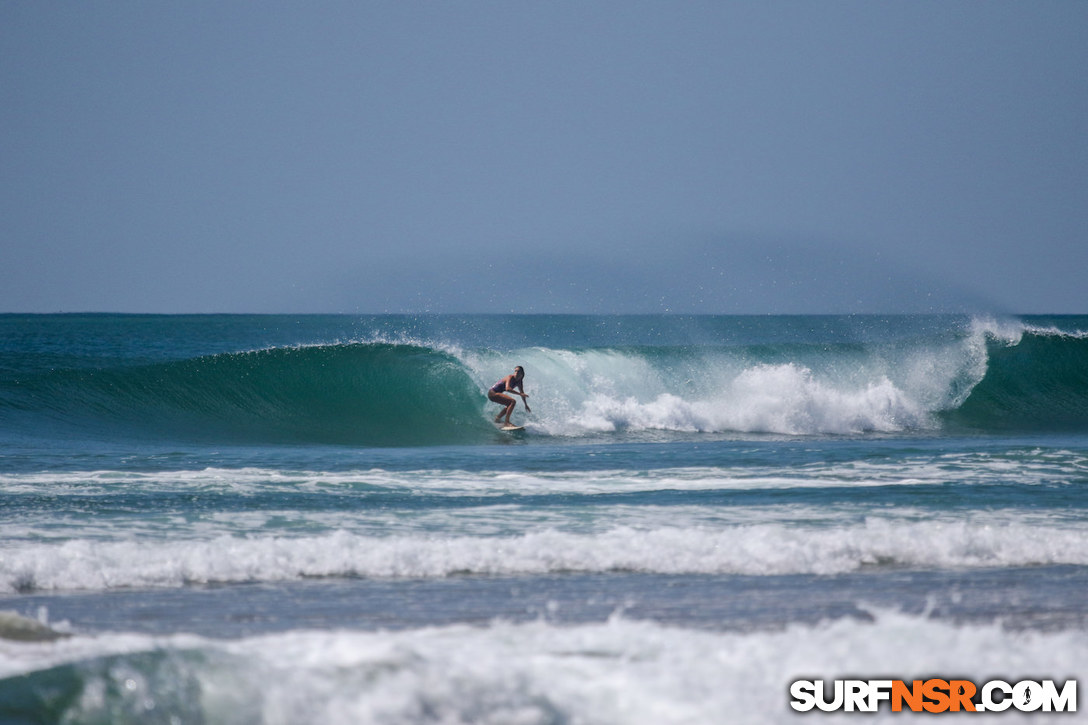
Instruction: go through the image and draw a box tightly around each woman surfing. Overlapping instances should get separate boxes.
[488,365,530,427]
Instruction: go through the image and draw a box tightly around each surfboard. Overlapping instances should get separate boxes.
[500,425,525,432]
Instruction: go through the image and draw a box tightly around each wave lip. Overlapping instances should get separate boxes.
[946,321,1088,432]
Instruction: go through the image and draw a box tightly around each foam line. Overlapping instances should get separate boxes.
[5,519,1088,593]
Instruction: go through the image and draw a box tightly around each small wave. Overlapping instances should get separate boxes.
[6,520,1088,593]
[3,614,1085,724]
[0,610,69,642]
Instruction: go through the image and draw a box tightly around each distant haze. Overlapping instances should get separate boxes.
[2,2,1085,313]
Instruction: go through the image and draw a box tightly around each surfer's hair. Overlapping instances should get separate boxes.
[514,366,524,378]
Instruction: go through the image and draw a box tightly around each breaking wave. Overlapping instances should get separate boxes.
[2,317,1086,445]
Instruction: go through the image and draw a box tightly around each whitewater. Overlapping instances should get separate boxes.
[1,313,1086,723]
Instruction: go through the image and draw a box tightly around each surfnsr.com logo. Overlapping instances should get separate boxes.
[790,679,1077,713]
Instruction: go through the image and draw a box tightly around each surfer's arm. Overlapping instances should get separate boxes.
[513,383,531,411]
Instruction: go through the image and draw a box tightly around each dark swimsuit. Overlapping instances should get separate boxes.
[489,380,507,395]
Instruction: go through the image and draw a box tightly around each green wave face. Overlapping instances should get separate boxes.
[3,343,491,446]
[947,333,1088,431]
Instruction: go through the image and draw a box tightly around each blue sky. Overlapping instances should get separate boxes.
[2,1,1086,314]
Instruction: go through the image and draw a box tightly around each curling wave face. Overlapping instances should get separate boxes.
[0,342,490,446]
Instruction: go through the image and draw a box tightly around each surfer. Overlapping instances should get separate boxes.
[488,365,530,425]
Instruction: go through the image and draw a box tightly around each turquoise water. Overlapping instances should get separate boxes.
[1,314,1087,723]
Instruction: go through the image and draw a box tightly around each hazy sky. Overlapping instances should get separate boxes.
[2,1,1086,314]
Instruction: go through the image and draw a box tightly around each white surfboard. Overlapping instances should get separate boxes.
[500,425,525,432]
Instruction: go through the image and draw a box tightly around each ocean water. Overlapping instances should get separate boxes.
[0,313,1086,723]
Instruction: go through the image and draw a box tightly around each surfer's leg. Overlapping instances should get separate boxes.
[488,392,515,422]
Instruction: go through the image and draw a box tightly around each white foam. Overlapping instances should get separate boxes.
[3,448,1085,496]
[5,518,1088,593]
[3,613,1085,723]
[457,333,996,435]
[527,365,934,436]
